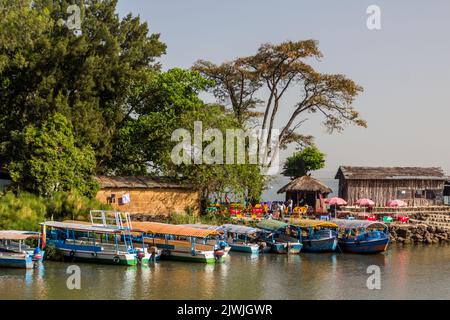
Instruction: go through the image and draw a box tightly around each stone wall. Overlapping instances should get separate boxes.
[96,188,200,216]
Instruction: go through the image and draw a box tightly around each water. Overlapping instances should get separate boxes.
[1,244,450,300]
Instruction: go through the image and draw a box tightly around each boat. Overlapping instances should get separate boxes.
[288,219,338,252]
[43,218,153,266]
[331,219,390,254]
[131,222,226,263]
[181,223,231,258]
[220,224,260,254]
[256,220,302,254]
[0,230,45,269]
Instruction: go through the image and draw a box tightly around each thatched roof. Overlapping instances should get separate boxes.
[96,176,193,189]
[335,166,446,180]
[277,175,332,194]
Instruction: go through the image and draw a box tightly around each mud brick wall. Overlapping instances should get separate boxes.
[96,188,200,216]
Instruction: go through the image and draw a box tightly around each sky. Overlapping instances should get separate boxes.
[116,0,450,199]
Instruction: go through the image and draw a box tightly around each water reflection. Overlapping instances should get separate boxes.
[2,245,450,299]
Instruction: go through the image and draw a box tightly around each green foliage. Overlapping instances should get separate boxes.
[0,192,46,231]
[282,146,326,179]
[0,191,111,231]
[0,0,166,170]
[9,113,98,197]
[45,190,111,221]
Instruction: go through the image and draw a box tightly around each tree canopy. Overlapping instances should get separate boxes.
[282,146,326,179]
[194,40,366,170]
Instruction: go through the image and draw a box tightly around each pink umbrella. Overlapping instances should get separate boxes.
[326,197,347,218]
[327,197,348,206]
[387,199,408,207]
[356,198,375,207]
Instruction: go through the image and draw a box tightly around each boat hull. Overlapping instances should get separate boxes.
[0,254,34,269]
[338,237,389,254]
[270,242,302,254]
[302,237,338,253]
[159,249,217,263]
[229,243,259,254]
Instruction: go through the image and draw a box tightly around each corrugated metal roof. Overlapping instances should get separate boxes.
[131,222,220,238]
[335,166,446,180]
[96,176,194,189]
[0,230,40,240]
[256,219,288,231]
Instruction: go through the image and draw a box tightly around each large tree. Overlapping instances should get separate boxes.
[0,0,166,171]
[193,40,366,170]
[108,68,265,203]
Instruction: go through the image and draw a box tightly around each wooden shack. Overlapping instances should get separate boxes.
[96,176,200,216]
[335,166,446,206]
[277,175,332,211]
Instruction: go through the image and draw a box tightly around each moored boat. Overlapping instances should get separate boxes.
[181,223,231,258]
[256,220,302,254]
[220,224,260,254]
[131,222,226,263]
[331,219,390,254]
[288,219,338,253]
[0,230,45,269]
[43,219,153,266]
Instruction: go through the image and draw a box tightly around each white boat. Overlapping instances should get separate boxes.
[132,222,225,263]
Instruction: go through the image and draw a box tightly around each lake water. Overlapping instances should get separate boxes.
[1,244,450,300]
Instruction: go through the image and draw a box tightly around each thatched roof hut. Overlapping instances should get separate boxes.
[277,176,332,211]
[277,175,332,194]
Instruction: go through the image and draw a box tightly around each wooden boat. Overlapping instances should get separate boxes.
[220,224,260,254]
[288,219,338,253]
[331,219,390,254]
[256,220,302,254]
[181,223,231,258]
[43,220,153,266]
[0,230,44,269]
[131,222,226,263]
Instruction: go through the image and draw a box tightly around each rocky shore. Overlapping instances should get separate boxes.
[389,224,450,244]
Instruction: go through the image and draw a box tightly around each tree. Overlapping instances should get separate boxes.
[282,146,326,179]
[194,40,366,169]
[108,68,265,204]
[9,113,98,197]
[0,0,166,171]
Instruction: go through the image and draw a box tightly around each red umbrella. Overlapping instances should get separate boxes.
[327,197,348,206]
[356,198,375,207]
[387,199,407,207]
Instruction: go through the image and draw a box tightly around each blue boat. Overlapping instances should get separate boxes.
[331,219,390,254]
[256,220,302,254]
[289,219,338,252]
[220,224,260,254]
[0,230,45,269]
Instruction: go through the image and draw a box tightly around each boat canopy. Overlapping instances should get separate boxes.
[288,219,338,229]
[42,221,123,234]
[0,230,40,241]
[331,219,388,230]
[220,224,259,235]
[256,219,288,232]
[181,224,224,232]
[131,222,220,238]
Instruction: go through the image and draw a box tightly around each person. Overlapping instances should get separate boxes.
[279,202,285,218]
[288,199,293,215]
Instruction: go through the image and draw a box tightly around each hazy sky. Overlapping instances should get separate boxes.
[117,0,450,198]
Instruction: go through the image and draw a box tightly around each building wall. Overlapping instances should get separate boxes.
[96,188,200,216]
[338,179,444,206]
